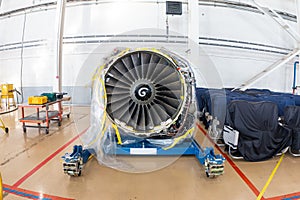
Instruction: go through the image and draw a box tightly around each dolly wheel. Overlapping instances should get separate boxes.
[206,172,210,178]
[45,128,49,134]
[23,127,26,133]
[77,164,82,176]
[58,121,61,127]
[5,127,9,133]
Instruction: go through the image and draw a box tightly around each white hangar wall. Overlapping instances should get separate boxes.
[203,0,299,92]
[0,0,299,104]
[198,0,298,91]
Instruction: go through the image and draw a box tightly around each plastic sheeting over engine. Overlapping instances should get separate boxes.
[80,48,198,172]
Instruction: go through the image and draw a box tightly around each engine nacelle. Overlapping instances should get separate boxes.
[104,48,196,138]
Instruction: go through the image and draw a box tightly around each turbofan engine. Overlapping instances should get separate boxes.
[62,48,226,177]
[104,48,196,138]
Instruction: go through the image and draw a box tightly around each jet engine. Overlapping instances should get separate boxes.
[63,48,226,177]
[104,48,196,138]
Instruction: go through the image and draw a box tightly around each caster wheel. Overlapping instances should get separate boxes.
[206,172,210,178]
[67,114,70,119]
[45,128,49,134]
[58,121,61,127]
[5,127,9,133]
[23,127,26,133]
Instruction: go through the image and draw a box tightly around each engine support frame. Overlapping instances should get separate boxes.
[62,137,225,178]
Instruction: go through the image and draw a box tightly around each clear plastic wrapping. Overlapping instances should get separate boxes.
[72,29,226,173]
[80,47,198,172]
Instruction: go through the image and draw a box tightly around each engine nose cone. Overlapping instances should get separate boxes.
[104,49,187,134]
[135,84,152,101]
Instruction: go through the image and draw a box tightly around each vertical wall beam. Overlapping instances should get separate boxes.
[188,0,199,44]
[296,0,300,46]
[296,0,300,92]
[53,0,66,93]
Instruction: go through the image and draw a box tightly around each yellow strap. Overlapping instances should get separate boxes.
[92,64,106,82]
[99,78,107,102]
[85,66,109,148]
[0,118,4,129]
[256,153,285,200]
[112,124,122,145]
[118,48,130,57]
[88,154,94,161]
[163,127,194,150]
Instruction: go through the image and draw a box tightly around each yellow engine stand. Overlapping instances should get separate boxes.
[0,84,16,109]
[0,118,8,134]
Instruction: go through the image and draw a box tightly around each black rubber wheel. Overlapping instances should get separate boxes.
[67,114,70,118]
[58,121,61,127]
[5,127,9,133]
[206,172,210,178]
[23,127,26,133]
[45,128,49,134]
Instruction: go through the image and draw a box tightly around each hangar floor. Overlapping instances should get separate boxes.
[0,106,300,200]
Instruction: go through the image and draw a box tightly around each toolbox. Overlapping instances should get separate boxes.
[28,96,48,105]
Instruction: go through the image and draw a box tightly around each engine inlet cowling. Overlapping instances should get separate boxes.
[104,49,195,137]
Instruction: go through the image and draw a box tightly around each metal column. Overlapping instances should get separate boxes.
[53,0,66,93]
[295,0,300,93]
[188,0,199,44]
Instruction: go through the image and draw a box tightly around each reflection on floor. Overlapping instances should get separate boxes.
[0,106,299,200]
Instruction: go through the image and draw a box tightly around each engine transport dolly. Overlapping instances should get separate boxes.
[19,99,63,134]
[62,137,225,178]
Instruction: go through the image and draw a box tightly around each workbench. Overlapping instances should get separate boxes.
[19,100,63,134]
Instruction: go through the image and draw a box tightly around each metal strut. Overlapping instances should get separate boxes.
[251,0,300,43]
[232,0,300,91]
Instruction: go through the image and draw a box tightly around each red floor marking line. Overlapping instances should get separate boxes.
[267,191,300,200]
[3,183,74,200]
[196,123,264,200]
[12,128,88,188]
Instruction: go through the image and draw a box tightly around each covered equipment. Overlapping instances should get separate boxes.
[225,101,292,161]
